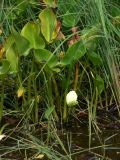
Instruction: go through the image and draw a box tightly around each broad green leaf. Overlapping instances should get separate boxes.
[111,5,120,17]
[88,52,102,66]
[81,25,100,40]
[63,11,79,27]
[39,8,57,43]
[45,106,54,119]
[81,24,100,50]
[94,75,104,94]
[60,41,86,65]
[6,45,18,73]
[43,0,57,8]
[4,34,14,51]
[0,59,10,75]
[34,49,58,68]
[21,22,45,49]
[12,29,30,56]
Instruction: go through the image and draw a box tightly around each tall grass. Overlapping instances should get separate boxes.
[0,0,120,159]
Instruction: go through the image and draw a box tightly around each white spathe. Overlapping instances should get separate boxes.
[66,90,78,106]
[0,134,6,141]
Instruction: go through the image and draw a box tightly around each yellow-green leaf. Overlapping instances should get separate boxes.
[0,59,10,75]
[4,34,14,51]
[12,29,30,56]
[43,0,57,8]
[17,86,25,98]
[39,8,57,43]
[21,22,45,49]
[35,154,44,159]
[6,44,18,73]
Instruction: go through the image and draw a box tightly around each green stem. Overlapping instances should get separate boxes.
[52,76,61,113]
[32,77,38,123]
[63,64,72,122]
[48,74,59,122]
[0,76,4,122]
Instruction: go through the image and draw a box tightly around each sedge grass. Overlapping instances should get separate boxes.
[0,0,120,159]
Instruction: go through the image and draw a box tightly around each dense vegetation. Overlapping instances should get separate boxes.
[0,0,120,159]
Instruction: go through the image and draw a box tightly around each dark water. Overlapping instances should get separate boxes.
[60,123,120,160]
[1,119,120,160]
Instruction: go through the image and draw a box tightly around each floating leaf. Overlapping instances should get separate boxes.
[12,29,30,56]
[0,59,10,75]
[43,0,57,8]
[39,8,57,43]
[94,75,104,94]
[6,44,18,73]
[34,49,58,68]
[60,40,86,65]
[88,52,102,67]
[45,106,54,119]
[21,22,45,49]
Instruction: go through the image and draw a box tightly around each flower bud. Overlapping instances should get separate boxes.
[66,90,78,106]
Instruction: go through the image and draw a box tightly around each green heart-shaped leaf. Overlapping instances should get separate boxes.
[39,8,57,43]
[81,24,100,50]
[0,59,10,75]
[4,34,14,51]
[12,29,30,56]
[6,44,18,73]
[21,22,45,49]
[63,11,79,27]
[34,49,58,68]
[60,41,86,65]
[88,52,102,67]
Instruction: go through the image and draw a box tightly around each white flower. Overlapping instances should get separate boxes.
[0,134,6,141]
[66,90,78,106]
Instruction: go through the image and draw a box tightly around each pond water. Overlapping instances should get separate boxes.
[60,122,120,160]
[1,117,120,160]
